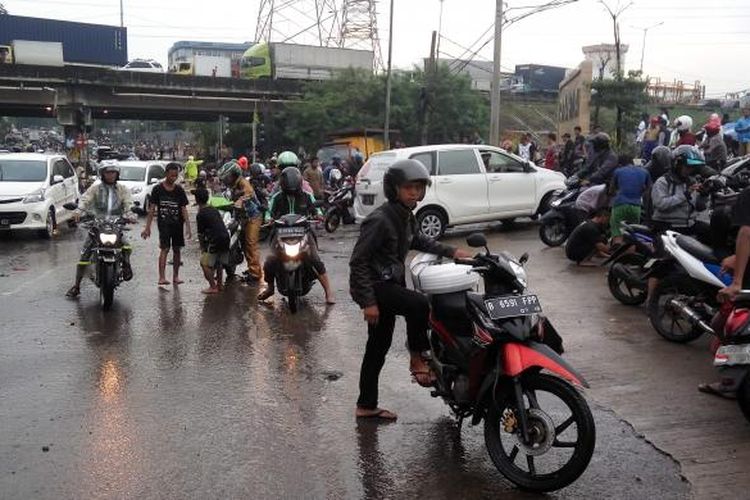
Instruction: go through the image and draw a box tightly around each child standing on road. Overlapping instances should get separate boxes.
[195,188,230,294]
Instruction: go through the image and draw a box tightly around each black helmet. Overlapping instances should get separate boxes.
[651,146,671,169]
[591,132,611,150]
[250,163,264,178]
[279,166,302,194]
[383,159,431,203]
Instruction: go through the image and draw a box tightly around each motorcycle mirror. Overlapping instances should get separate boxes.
[466,233,487,249]
[63,202,78,211]
[131,207,146,216]
[519,252,529,265]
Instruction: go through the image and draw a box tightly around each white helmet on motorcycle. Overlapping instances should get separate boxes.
[673,115,693,132]
[330,168,342,183]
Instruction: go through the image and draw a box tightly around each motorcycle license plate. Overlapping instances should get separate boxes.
[484,294,542,320]
[643,258,658,269]
[361,194,375,205]
[277,227,305,236]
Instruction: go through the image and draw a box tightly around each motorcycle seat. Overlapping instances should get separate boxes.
[624,223,653,235]
[431,292,473,336]
[675,235,721,265]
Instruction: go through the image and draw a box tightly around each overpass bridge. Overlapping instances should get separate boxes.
[0,64,303,124]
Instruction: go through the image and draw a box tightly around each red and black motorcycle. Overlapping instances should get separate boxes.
[410,233,595,492]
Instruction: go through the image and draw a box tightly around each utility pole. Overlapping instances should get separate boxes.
[119,0,124,27]
[217,115,223,161]
[489,0,504,147]
[251,103,258,163]
[635,21,663,73]
[421,31,437,145]
[383,0,395,149]
[436,0,445,58]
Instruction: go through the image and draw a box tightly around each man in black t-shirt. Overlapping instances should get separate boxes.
[195,188,230,294]
[141,163,192,285]
[719,186,750,298]
[565,209,611,265]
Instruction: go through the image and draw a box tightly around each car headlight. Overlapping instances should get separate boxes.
[131,186,143,194]
[23,188,45,204]
[99,233,118,245]
[509,260,528,289]
[283,241,301,258]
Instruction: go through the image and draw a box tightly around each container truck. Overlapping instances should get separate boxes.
[241,42,373,80]
[0,14,127,67]
[172,55,232,77]
[3,40,64,66]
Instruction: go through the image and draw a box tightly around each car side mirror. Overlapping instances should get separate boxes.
[63,202,78,210]
[52,174,64,184]
[466,233,487,248]
[524,161,534,173]
[149,177,160,184]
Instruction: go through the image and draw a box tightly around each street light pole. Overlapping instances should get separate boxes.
[636,21,663,73]
[489,0,503,147]
[383,0,395,149]
[119,0,124,28]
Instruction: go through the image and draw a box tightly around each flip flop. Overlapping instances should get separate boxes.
[158,280,171,286]
[411,370,436,387]
[356,408,397,420]
[698,383,736,400]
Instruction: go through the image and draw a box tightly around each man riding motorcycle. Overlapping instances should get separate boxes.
[257,165,336,304]
[218,161,263,281]
[581,132,618,185]
[66,164,134,298]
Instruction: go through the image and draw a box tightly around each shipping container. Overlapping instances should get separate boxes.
[514,64,568,93]
[0,14,127,67]
[241,42,373,80]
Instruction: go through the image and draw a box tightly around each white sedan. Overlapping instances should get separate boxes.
[118,59,164,73]
[354,144,566,239]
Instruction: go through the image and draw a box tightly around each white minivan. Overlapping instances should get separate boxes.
[354,144,566,239]
[0,153,80,238]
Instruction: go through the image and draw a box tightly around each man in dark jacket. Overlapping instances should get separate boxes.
[350,159,471,420]
[584,133,618,185]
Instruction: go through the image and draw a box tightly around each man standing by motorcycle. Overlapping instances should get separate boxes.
[257,165,336,304]
[349,160,472,420]
[141,163,192,286]
[217,161,263,282]
[66,164,134,298]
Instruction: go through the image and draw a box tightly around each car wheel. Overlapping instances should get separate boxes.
[417,208,447,240]
[142,195,150,215]
[39,207,55,239]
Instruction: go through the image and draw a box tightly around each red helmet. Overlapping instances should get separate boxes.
[238,156,249,170]
[705,122,721,135]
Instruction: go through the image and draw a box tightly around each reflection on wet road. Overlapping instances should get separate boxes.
[0,223,690,498]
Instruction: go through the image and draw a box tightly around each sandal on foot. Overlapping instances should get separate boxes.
[355,408,397,420]
[698,382,736,400]
[65,286,80,298]
[411,369,436,387]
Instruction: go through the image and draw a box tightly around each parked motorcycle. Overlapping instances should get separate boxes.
[538,176,585,247]
[714,292,750,422]
[270,214,317,313]
[409,232,595,492]
[324,180,355,233]
[65,202,134,310]
[648,230,731,342]
[604,223,658,305]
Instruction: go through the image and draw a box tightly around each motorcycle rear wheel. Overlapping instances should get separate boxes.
[539,220,569,247]
[100,264,116,311]
[737,376,750,423]
[484,374,595,492]
[325,212,341,233]
[607,253,648,305]
[648,275,704,343]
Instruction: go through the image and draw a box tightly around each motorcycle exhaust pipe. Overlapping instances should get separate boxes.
[611,263,645,289]
[666,298,715,336]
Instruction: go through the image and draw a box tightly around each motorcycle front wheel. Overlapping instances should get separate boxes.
[484,374,595,492]
[607,253,648,305]
[539,220,569,247]
[287,292,299,313]
[99,263,116,311]
[325,211,341,233]
[737,375,750,423]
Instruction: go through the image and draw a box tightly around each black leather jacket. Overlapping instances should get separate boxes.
[349,202,456,308]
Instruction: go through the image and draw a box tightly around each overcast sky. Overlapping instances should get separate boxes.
[5,0,749,95]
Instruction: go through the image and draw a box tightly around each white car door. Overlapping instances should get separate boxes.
[481,149,537,216]
[61,159,78,204]
[434,149,489,221]
[49,159,68,215]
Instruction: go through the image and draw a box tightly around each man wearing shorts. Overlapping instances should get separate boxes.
[609,153,650,246]
[195,188,230,294]
[142,163,192,285]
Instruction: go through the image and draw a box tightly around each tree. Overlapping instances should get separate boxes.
[0,4,7,15]
[591,70,649,151]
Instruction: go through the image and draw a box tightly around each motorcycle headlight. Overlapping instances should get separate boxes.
[550,199,562,208]
[509,260,528,289]
[23,188,46,204]
[283,241,301,258]
[99,233,118,245]
[131,186,143,194]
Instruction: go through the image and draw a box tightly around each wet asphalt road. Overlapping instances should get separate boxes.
[0,218,693,499]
